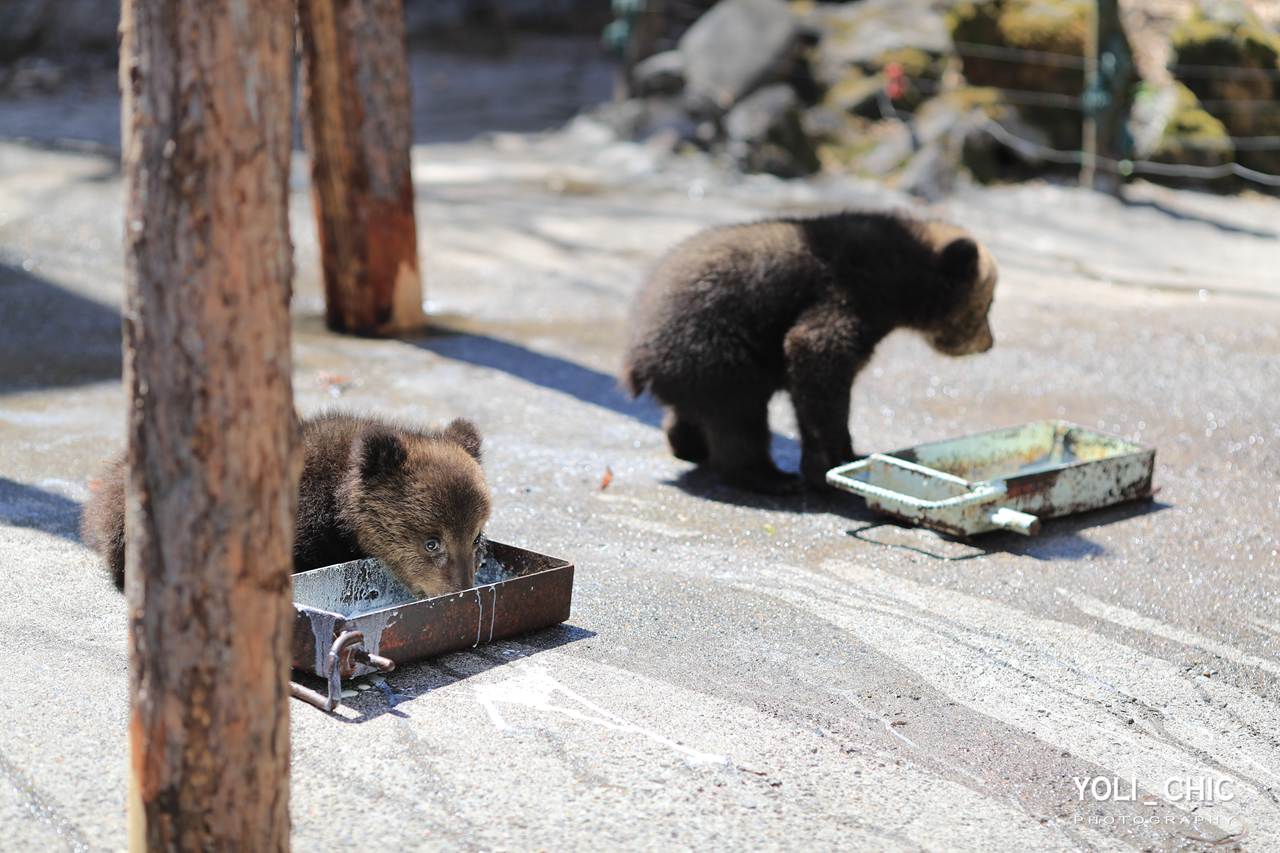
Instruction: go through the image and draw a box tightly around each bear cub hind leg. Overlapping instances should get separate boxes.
[663,408,709,464]
[694,394,802,496]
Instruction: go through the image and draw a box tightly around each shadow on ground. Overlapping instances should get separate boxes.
[0,263,121,392]
[415,331,663,427]
[291,623,595,724]
[663,466,882,524]
[0,478,82,540]
[1121,197,1278,239]
[415,330,813,508]
[843,497,1169,562]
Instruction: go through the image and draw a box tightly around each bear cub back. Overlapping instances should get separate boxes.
[80,412,492,599]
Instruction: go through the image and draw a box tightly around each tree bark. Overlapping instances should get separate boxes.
[298,0,426,337]
[119,0,300,849]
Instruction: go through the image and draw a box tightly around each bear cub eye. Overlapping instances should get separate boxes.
[424,538,443,553]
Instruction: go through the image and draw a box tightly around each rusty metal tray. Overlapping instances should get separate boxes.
[289,541,573,710]
[826,420,1155,537]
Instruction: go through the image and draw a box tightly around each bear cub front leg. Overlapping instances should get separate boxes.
[784,318,864,490]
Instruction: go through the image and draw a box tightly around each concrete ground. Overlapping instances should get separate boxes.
[3,34,1280,853]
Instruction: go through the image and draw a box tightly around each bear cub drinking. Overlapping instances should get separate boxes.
[622,210,999,495]
[80,412,492,599]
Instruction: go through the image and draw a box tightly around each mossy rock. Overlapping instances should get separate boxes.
[1135,80,1237,190]
[1160,82,1233,145]
[811,112,889,173]
[813,84,1055,190]
[947,0,1089,151]
[1170,0,1280,180]
[822,68,886,117]
[759,109,823,177]
[1172,1,1280,84]
[805,0,953,85]
[875,47,945,80]
[724,83,822,177]
[918,86,1055,185]
[947,0,1088,77]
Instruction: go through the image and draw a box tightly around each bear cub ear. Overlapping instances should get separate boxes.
[938,237,980,280]
[353,424,407,480]
[442,418,484,462]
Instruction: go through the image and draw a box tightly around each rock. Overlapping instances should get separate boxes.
[1170,0,1280,178]
[723,83,819,176]
[947,0,1090,152]
[1130,82,1182,157]
[1132,80,1237,189]
[889,93,977,199]
[880,87,1048,197]
[895,143,962,201]
[856,123,919,177]
[584,96,701,145]
[799,103,852,143]
[632,50,686,98]
[724,83,798,142]
[805,0,952,88]
[974,98,1054,172]
[679,0,801,110]
[823,70,890,118]
[561,113,620,147]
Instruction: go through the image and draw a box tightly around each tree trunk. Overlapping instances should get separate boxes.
[119,0,300,849]
[298,0,426,337]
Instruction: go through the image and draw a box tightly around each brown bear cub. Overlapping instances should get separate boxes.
[80,412,492,599]
[622,210,998,495]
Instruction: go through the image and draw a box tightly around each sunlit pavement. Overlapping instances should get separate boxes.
[2,101,1279,851]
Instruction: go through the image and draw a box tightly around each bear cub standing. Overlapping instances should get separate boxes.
[80,412,492,599]
[622,210,999,495]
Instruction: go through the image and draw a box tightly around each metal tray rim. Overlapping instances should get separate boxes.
[884,420,1154,486]
[291,545,572,621]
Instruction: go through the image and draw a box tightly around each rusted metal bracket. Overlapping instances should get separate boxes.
[289,630,395,713]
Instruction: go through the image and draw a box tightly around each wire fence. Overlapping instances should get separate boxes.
[977,117,1280,186]
[942,39,1280,187]
[613,8,1280,186]
[954,41,1086,70]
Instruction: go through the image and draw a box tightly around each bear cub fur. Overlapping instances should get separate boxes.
[622,210,999,495]
[80,412,492,599]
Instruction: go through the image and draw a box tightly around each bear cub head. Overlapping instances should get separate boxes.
[339,419,491,598]
[915,220,999,358]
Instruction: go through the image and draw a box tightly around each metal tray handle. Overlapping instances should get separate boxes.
[988,506,1041,536]
[827,455,1041,537]
[290,630,395,712]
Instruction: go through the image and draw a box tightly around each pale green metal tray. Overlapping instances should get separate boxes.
[826,421,1156,537]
